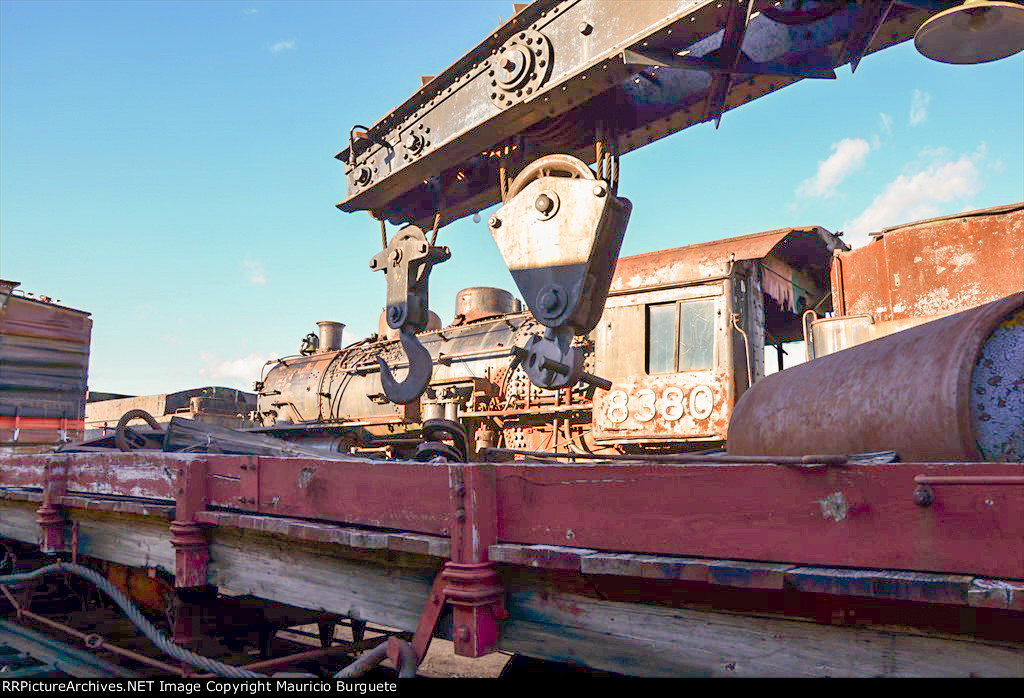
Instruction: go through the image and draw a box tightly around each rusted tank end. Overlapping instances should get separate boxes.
[728,293,1024,462]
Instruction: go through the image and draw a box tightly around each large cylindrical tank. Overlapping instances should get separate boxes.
[728,293,1023,462]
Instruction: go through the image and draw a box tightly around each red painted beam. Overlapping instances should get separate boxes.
[1,453,1021,579]
[492,462,1024,579]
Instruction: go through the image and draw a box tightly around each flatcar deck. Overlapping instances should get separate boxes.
[1,451,1021,676]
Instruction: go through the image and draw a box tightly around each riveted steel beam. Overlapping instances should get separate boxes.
[335,0,942,229]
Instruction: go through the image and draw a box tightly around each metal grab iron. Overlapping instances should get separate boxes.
[370,226,450,404]
[489,154,629,391]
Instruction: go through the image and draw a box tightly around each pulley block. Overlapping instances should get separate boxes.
[487,154,631,336]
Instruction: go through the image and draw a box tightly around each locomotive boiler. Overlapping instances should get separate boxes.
[253,286,597,457]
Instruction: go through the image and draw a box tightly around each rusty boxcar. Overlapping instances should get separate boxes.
[0,281,92,453]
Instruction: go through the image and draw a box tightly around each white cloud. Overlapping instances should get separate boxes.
[242,258,266,286]
[918,144,950,160]
[844,150,983,246]
[909,89,930,126]
[244,8,259,14]
[879,112,892,136]
[795,138,871,199]
[199,352,277,385]
[270,39,295,54]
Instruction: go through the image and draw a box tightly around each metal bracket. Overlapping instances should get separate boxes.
[514,326,611,392]
[621,48,838,80]
[36,459,67,555]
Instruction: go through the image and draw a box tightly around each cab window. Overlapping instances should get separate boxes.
[646,299,714,373]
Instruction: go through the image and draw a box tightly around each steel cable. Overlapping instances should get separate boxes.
[0,562,262,677]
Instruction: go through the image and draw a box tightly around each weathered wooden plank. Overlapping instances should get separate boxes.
[489,544,597,570]
[0,490,43,504]
[0,500,39,545]
[580,553,710,581]
[196,512,390,550]
[207,529,439,631]
[968,579,1024,612]
[385,532,450,558]
[0,453,177,500]
[786,567,975,605]
[67,511,175,572]
[707,560,793,590]
[518,548,791,589]
[493,462,1024,578]
[165,417,349,460]
[61,495,175,519]
[201,456,452,536]
[194,511,452,558]
[499,590,1024,677]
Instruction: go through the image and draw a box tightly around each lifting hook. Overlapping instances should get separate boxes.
[370,226,450,405]
[378,327,435,405]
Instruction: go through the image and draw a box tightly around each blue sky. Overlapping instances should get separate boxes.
[2,1,1022,395]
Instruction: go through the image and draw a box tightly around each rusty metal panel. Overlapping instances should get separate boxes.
[593,227,842,443]
[835,203,1024,322]
[593,370,731,442]
[594,286,731,442]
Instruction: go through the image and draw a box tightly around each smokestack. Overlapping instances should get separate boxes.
[317,321,344,352]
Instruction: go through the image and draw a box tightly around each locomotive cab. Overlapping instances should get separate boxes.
[592,227,846,449]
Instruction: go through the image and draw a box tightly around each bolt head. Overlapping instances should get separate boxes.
[500,51,518,72]
[593,183,606,197]
[913,486,933,507]
[489,216,501,228]
[540,290,559,311]
[354,166,373,185]
[535,193,553,213]
[578,21,593,35]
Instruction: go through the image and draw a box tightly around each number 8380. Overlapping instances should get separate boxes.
[604,385,715,424]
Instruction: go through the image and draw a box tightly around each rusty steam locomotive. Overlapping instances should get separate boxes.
[252,203,1023,464]
[251,223,840,459]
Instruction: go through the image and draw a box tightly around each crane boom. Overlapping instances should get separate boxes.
[335,0,946,230]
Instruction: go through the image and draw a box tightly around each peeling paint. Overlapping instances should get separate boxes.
[819,492,849,522]
[838,205,1023,322]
